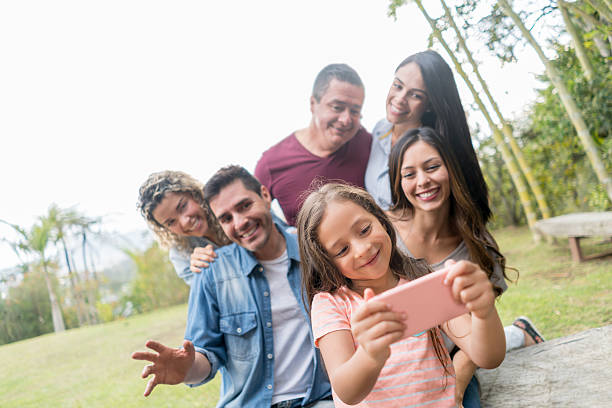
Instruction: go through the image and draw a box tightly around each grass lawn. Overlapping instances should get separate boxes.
[0,226,610,407]
[0,304,219,407]
[494,226,611,339]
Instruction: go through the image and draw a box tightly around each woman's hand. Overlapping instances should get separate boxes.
[443,259,495,320]
[190,244,217,274]
[351,288,406,365]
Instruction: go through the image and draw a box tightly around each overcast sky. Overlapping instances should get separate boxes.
[0,1,545,269]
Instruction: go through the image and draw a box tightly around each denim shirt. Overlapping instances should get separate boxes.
[184,224,331,407]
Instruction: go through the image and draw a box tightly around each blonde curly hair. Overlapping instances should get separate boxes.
[137,170,230,252]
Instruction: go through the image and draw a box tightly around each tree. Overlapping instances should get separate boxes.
[47,204,88,326]
[0,266,55,345]
[440,0,552,220]
[559,0,596,80]
[562,1,611,68]
[498,0,612,203]
[519,43,611,215]
[1,217,66,333]
[123,242,189,314]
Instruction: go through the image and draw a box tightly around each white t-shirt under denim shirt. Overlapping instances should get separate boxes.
[259,249,313,405]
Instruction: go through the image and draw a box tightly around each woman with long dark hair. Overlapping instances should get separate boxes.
[365,49,489,226]
[387,127,544,407]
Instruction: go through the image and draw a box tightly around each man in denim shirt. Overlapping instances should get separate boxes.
[132,166,332,408]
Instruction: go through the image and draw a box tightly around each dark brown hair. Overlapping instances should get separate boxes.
[203,165,263,203]
[396,50,491,225]
[388,127,508,295]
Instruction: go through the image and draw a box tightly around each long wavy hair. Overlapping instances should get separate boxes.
[296,182,451,375]
[137,170,230,252]
[397,50,491,225]
[388,127,508,295]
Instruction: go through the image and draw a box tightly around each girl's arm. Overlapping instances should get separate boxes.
[317,289,405,405]
[442,260,506,369]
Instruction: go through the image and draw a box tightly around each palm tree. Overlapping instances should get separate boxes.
[47,204,101,325]
[47,204,88,326]
[1,218,66,333]
[75,218,101,324]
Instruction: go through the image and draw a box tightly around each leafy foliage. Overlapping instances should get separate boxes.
[485,42,612,225]
[519,43,612,214]
[122,242,189,314]
[0,267,57,345]
[477,135,526,228]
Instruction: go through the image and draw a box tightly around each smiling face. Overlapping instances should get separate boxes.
[152,192,210,238]
[208,180,281,260]
[400,140,450,214]
[310,79,364,152]
[386,62,428,128]
[317,199,393,293]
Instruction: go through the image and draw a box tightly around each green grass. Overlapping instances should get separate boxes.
[0,226,610,407]
[494,226,612,339]
[0,304,220,407]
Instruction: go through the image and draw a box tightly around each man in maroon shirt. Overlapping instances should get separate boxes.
[255,64,372,225]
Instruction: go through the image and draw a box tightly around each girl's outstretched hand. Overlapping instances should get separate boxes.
[351,288,406,365]
[443,260,495,320]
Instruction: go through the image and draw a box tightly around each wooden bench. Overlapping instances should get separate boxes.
[534,212,612,262]
[477,325,612,407]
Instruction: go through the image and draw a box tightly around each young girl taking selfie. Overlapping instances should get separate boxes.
[296,183,505,407]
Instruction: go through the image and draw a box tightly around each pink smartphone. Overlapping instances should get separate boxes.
[371,268,468,338]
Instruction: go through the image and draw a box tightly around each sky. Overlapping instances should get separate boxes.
[0,0,546,269]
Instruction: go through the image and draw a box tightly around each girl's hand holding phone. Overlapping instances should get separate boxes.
[350,288,406,364]
[443,259,495,320]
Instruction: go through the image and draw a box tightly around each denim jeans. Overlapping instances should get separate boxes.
[272,396,334,408]
[462,375,481,408]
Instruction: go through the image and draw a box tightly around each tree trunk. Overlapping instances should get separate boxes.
[499,0,612,204]
[41,259,65,333]
[61,238,87,326]
[81,231,99,324]
[559,1,596,81]
[483,150,520,226]
[439,0,551,220]
[586,0,612,23]
[568,2,612,67]
[414,0,541,240]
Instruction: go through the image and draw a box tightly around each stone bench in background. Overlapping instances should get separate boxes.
[535,212,612,262]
